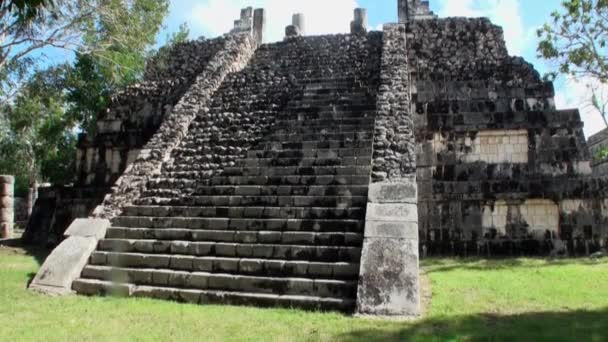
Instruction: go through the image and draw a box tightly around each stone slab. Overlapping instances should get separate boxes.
[366,203,418,222]
[357,238,420,316]
[368,179,417,204]
[64,218,110,240]
[364,221,418,239]
[30,236,98,296]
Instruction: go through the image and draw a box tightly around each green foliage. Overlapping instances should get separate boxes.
[4,0,54,22]
[537,0,608,126]
[66,0,170,135]
[594,146,608,162]
[1,0,173,190]
[537,0,608,81]
[0,66,76,195]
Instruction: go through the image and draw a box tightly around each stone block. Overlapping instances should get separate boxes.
[366,203,418,222]
[30,236,99,296]
[368,179,417,204]
[364,221,418,240]
[64,218,110,240]
[357,238,420,316]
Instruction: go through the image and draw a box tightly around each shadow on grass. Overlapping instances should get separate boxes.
[421,257,608,274]
[344,309,608,341]
[0,238,51,266]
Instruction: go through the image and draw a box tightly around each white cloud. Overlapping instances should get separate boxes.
[184,0,359,43]
[436,0,529,56]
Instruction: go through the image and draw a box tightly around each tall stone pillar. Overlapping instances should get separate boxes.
[351,8,368,35]
[0,176,14,239]
[253,8,266,45]
[357,24,420,317]
[292,13,305,35]
[398,0,436,22]
[398,0,410,23]
[231,7,254,34]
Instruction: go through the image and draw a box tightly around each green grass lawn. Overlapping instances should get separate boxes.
[1,246,607,341]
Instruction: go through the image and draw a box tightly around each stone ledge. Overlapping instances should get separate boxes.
[368,179,417,204]
[65,218,110,240]
[357,238,420,316]
[366,203,418,222]
[364,220,418,239]
[29,235,99,296]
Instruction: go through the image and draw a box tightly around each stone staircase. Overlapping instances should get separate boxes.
[72,34,382,311]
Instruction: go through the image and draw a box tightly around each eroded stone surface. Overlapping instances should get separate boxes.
[30,236,98,296]
[64,218,110,240]
[357,238,419,316]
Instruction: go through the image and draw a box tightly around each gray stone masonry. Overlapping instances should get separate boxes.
[0,175,14,239]
[253,8,266,45]
[74,32,384,311]
[351,8,368,35]
[358,24,420,317]
[399,0,436,23]
[93,33,257,220]
[292,13,305,35]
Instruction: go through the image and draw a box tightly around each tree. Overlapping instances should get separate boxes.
[0,0,169,103]
[65,0,170,134]
[0,66,76,212]
[537,0,608,126]
[0,0,170,216]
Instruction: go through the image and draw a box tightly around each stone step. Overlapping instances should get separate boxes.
[158,174,371,186]
[105,228,363,247]
[142,185,368,199]
[246,148,373,159]
[190,185,369,197]
[89,252,360,279]
[254,140,373,151]
[222,165,371,176]
[110,217,364,233]
[142,195,368,207]
[238,158,372,168]
[269,118,376,128]
[122,206,365,220]
[80,265,357,299]
[72,278,355,311]
[144,183,369,197]
[97,239,362,262]
[264,132,374,142]
[269,125,374,134]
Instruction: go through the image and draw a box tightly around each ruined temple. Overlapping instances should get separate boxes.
[29,1,608,316]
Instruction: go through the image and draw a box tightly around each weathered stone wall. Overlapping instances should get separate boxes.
[588,128,608,176]
[142,33,382,206]
[24,36,242,245]
[358,24,420,316]
[22,186,105,246]
[76,38,227,187]
[410,18,603,256]
[94,33,258,219]
[0,176,14,239]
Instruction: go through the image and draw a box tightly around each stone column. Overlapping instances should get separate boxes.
[0,176,14,239]
[351,8,368,35]
[292,13,305,35]
[357,24,420,317]
[232,7,254,34]
[240,7,253,32]
[253,8,266,45]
